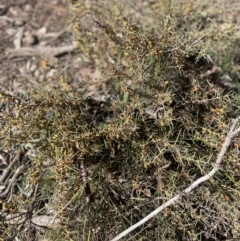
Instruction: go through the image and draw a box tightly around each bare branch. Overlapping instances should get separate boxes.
[0,150,21,183]
[111,116,240,241]
[6,44,77,59]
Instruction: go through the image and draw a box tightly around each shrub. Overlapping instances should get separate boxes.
[1,1,240,240]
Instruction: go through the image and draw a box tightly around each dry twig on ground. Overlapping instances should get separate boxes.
[6,44,77,59]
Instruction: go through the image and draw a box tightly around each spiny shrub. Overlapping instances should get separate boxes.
[0,1,240,240]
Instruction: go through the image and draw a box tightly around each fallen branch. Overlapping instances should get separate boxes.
[0,150,21,183]
[111,116,240,241]
[0,151,24,199]
[6,44,77,59]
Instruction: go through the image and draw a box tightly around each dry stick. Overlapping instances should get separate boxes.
[0,164,25,198]
[111,117,240,241]
[0,150,21,183]
[75,141,94,213]
[6,44,77,59]
[80,160,95,213]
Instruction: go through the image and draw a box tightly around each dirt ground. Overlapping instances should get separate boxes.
[0,0,83,96]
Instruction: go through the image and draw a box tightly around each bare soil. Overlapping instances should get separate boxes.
[0,0,83,95]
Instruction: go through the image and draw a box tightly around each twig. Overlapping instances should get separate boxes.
[111,117,240,241]
[80,160,95,213]
[0,151,24,199]
[0,164,25,198]
[40,26,71,46]
[76,141,94,213]
[0,150,21,183]
[6,44,77,59]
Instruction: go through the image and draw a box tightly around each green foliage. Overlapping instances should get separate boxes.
[0,0,240,240]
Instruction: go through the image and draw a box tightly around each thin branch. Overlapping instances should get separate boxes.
[6,44,77,59]
[0,150,21,183]
[111,116,240,241]
[0,164,25,198]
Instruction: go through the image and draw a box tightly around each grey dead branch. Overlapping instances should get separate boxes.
[6,44,77,59]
